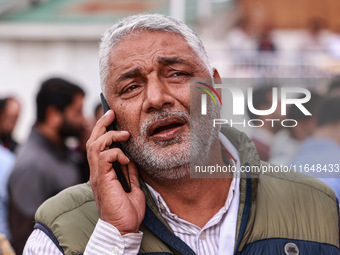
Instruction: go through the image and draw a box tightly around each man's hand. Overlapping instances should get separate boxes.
[86,110,145,235]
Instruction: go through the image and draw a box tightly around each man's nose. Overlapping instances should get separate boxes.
[142,78,175,112]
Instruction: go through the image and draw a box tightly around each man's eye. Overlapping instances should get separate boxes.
[172,72,188,77]
[122,85,139,94]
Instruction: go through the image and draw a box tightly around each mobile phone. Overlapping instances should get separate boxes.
[100,93,131,193]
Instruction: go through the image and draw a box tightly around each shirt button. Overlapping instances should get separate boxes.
[159,202,166,211]
[200,231,206,240]
[111,246,121,254]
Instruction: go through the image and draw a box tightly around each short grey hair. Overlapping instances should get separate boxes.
[99,13,213,92]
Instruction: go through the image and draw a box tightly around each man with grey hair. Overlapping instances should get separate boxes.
[24,14,339,255]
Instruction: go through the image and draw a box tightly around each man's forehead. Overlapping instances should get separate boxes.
[107,31,198,71]
[115,56,192,84]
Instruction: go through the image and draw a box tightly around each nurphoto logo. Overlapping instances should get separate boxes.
[196,81,222,115]
[197,79,312,128]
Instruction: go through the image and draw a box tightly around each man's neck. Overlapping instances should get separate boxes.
[141,141,233,228]
[146,177,232,228]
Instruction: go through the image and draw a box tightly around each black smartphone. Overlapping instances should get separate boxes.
[100,93,131,193]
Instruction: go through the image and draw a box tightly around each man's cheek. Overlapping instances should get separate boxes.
[116,114,137,134]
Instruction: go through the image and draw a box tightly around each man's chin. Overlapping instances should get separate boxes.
[140,162,191,181]
[124,140,190,176]
[135,148,190,171]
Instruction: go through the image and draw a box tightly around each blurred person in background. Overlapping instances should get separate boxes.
[8,77,86,254]
[74,102,104,183]
[0,99,16,243]
[300,18,329,53]
[226,18,256,59]
[0,97,21,153]
[257,24,277,52]
[270,91,320,165]
[0,233,15,255]
[0,145,15,241]
[94,102,103,123]
[247,85,282,161]
[291,91,340,200]
[327,25,340,59]
[328,77,340,92]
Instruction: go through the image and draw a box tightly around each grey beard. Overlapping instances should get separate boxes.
[123,132,191,180]
[119,103,220,181]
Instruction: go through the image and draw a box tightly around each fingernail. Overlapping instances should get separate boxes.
[104,109,112,115]
[120,131,129,134]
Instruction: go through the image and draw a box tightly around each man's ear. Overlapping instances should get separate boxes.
[213,68,222,99]
[46,106,62,128]
[213,68,222,84]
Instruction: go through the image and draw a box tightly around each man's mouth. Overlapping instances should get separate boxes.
[147,116,186,141]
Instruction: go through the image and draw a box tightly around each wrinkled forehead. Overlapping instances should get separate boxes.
[106,30,206,77]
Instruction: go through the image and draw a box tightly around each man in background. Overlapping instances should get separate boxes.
[0,97,21,153]
[8,77,87,254]
[0,99,16,242]
[270,91,320,165]
[0,145,15,241]
[93,102,103,123]
[292,92,340,199]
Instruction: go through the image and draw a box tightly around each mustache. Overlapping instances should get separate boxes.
[140,110,190,137]
[113,110,190,137]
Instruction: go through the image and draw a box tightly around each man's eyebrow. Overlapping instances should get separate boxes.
[157,56,190,66]
[117,67,142,83]
[116,57,190,83]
